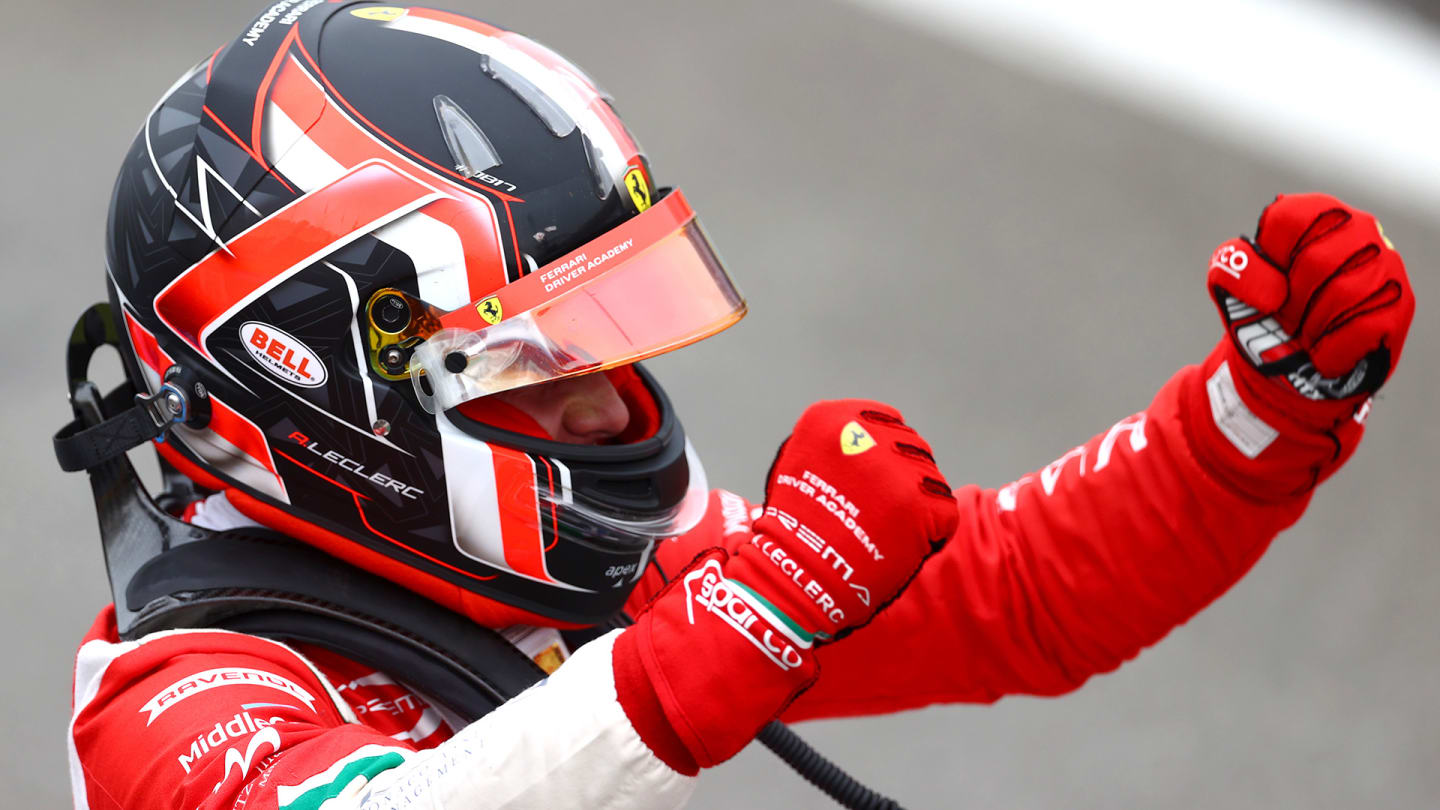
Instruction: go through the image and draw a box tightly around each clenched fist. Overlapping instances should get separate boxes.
[1208,193,1414,401]
[1188,193,1416,500]
[612,401,956,772]
[729,401,958,641]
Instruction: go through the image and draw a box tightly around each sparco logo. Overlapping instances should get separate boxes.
[140,668,318,725]
[683,559,807,671]
[241,322,327,388]
[1210,242,1250,280]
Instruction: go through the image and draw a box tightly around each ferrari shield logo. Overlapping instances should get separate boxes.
[624,167,652,213]
[476,296,503,325]
[350,7,407,21]
[840,421,876,455]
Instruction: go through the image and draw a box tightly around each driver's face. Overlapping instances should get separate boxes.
[491,371,630,445]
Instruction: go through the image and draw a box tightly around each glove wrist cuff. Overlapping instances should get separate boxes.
[614,549,819,770]
[1182,340,1366,500]
[1210,340,1368,432]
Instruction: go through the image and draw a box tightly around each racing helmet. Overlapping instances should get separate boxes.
[100,3,745,627]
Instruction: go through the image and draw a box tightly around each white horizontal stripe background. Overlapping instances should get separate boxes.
[845,0,1440,220]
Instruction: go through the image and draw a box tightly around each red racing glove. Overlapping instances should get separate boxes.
[1194,193,1415,498]
[613,401,957,773]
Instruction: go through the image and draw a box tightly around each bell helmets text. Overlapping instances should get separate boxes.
[240,322,327,388]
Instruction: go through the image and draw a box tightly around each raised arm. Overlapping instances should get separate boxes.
[785,193,1415,720]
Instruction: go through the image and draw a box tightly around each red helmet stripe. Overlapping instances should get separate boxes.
[268,57,510,298]
[202,104,296,195]
[535,455,561,552]
[122,308,285,498]
[291,35,524,204]
[422,197,509,303]
[154,160,443,362]
[122,306,173,380]
[208,398,285,487]
[489,445,552,583]
[250,25,301,164]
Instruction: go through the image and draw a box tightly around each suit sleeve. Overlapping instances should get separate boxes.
[69,607,693,810]
[786,341,1365,720]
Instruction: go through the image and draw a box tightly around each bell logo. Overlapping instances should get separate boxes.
[240,322,328,388]
[840,421,875,455]
[476,296,504,326]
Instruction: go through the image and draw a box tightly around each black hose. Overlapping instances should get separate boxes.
[756,720,906,810]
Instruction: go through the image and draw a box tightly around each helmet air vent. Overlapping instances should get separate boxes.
[434,94,501,178]
[479,55,576,138]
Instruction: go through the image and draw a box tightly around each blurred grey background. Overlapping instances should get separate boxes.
[3,1,1435,808]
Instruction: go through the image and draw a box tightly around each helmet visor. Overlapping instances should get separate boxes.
[405,189,745,412]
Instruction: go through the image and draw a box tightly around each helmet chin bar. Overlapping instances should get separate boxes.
[442,362,698,563]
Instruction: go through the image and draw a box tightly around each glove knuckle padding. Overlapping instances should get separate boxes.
[1303,271,1401,376]
[1253,193,1350,264]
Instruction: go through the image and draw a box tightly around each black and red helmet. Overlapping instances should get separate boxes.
[102,3,745,627]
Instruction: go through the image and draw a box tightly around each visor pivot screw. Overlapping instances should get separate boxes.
[162,390,184,416]
[372,419,392,437]
[444,352,469,374]
[372,293,411,333]
[380,347,407,374]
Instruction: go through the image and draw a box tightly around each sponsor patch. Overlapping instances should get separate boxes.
[683,559,809,671]
[177,712,285,773]
[1206,361,1278,459]
[211,726,281,794]
[141,667,318,726]
[241,322,327,388]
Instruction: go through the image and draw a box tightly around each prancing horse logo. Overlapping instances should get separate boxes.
[840,421,876,455]
[624,167,651,213]
[476,295,503,326]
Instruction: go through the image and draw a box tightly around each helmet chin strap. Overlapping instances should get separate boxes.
[53,304,212,473]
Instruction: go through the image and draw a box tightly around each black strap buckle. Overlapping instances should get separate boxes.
[53,304,211,472]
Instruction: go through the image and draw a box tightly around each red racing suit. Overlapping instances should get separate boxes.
[68,340,1368,809]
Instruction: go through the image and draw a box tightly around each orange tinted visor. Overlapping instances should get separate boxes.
[410,189,745,412]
